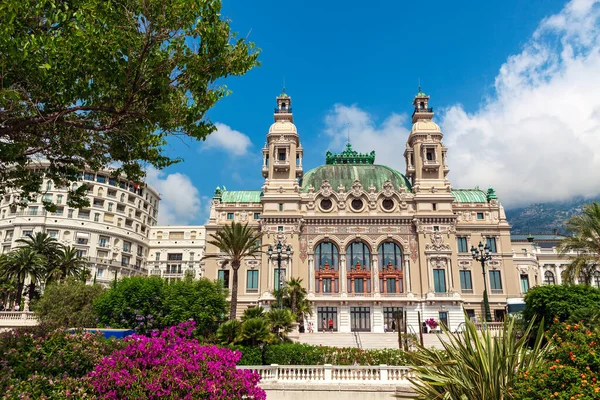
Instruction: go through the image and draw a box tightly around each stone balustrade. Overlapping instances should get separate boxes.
[238,364,413,384]
[0,312,39,329]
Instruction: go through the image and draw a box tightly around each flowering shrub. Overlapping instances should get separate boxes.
[510,321,600,399]
[88,321,266,399]
[425,318,439,330]
[0,323,122,399]
[264,343,409,365]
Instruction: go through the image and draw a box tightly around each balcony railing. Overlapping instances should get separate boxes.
[274,108,292,114]
[412,107,433,117]
[238,364,413,384]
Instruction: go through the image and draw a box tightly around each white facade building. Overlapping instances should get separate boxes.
[146,226,206,282]
[0,167,160,285]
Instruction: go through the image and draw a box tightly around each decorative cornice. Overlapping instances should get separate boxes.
[305,217,413,226]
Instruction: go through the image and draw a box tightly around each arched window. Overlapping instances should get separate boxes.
[347,242,370,270]
[378,242,403,294]
[314,242,339,293]
[594,270,600,289]
[544,270,555,285]
[315,242,339,270]
[346,242,371,294]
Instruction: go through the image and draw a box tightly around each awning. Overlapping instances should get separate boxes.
[76,232,90,239]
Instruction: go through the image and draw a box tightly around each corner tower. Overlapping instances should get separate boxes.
[404,88,450,191]
[262,89,304,188]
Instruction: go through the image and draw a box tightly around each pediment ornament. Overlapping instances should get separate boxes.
[425,232,451,251]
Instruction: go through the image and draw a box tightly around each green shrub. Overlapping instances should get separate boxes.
[523,284,600,331]
[94,276,228,335]
[228,345,263,365]
[263,343,408,366]
[35,278,105,328]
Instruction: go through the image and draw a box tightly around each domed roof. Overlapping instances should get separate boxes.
[411,119,441,133]
[301,164,411,193]
[268,120,297,134]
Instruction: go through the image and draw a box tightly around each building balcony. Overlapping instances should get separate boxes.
[423,159,440,171]
[411,107,433,118]
[273,160,290,172]
[274,107,292,114]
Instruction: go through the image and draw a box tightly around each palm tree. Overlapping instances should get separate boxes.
[16,232,62,281]
[54,246,88,282]
[403,316,547,399]
[283,277,312,323]
[216,320,242,345]
[204,222,263,320]
[557,201,600,285]
[238,318,272,346]
[0,248,46,305]
[241,306,265,321]
[265,308,295,343]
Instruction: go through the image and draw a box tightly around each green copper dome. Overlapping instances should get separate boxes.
[300,164,411,193]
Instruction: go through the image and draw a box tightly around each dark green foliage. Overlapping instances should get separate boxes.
[228,345,263,366]
[161,278,229,336]
[216,320,242,345]
[522,284,600,331]
[94,276,228,335]
[0,0,259,209]
[35,278,105,328]
[241,306,265,321]
[263,343,409,366]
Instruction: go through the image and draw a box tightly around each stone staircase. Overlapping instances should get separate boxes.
[297,332,447,350]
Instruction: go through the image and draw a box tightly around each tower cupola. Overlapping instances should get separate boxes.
[274,88,293,123]
[411,87,433,123]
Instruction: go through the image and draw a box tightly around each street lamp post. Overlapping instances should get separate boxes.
[268,242,292,309]
[471,241,492,323]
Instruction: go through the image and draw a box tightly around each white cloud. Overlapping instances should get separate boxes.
[323,104,410,171]
[200,122,252,156]
[324,0,600,208]
[145,167,202,225]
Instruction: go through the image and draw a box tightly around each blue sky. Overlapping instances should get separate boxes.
[147,0,600,225]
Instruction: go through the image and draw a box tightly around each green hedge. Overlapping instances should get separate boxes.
[263,343,408,366]
[227,345,263,365]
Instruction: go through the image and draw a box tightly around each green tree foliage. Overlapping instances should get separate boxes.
[238,318,272,347]
[275,277,312,324]
[216,320,242,345]
[0,0,259,209]
[404,316,547,400]
[53,246,88,282]
[161,277,229,336]
[94,276,165,333]
[241,306,265,321]
[204,222,263,320]
[94,276,228,335]
[35,278,105,328]
[557,201,600,284]
[265,308,295,343]
[0,248,46,305]
[523,284,600,331]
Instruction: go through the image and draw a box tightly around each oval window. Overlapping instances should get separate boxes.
[320,199,333,211]
[351,198,363,211]
[382,199,394,211]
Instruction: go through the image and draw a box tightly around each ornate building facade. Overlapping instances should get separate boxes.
[204,89,526,332]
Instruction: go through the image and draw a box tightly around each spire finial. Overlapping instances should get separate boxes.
[347,122,350,145]
[418,77,421,93]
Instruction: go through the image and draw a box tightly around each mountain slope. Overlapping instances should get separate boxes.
[505,196,600,234]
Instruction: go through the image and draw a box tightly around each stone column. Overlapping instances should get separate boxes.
[308,255,314,293]
[404,258,411,292]
[373,255,379,294]
[340,255,347,294]
[555,264,561,285]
